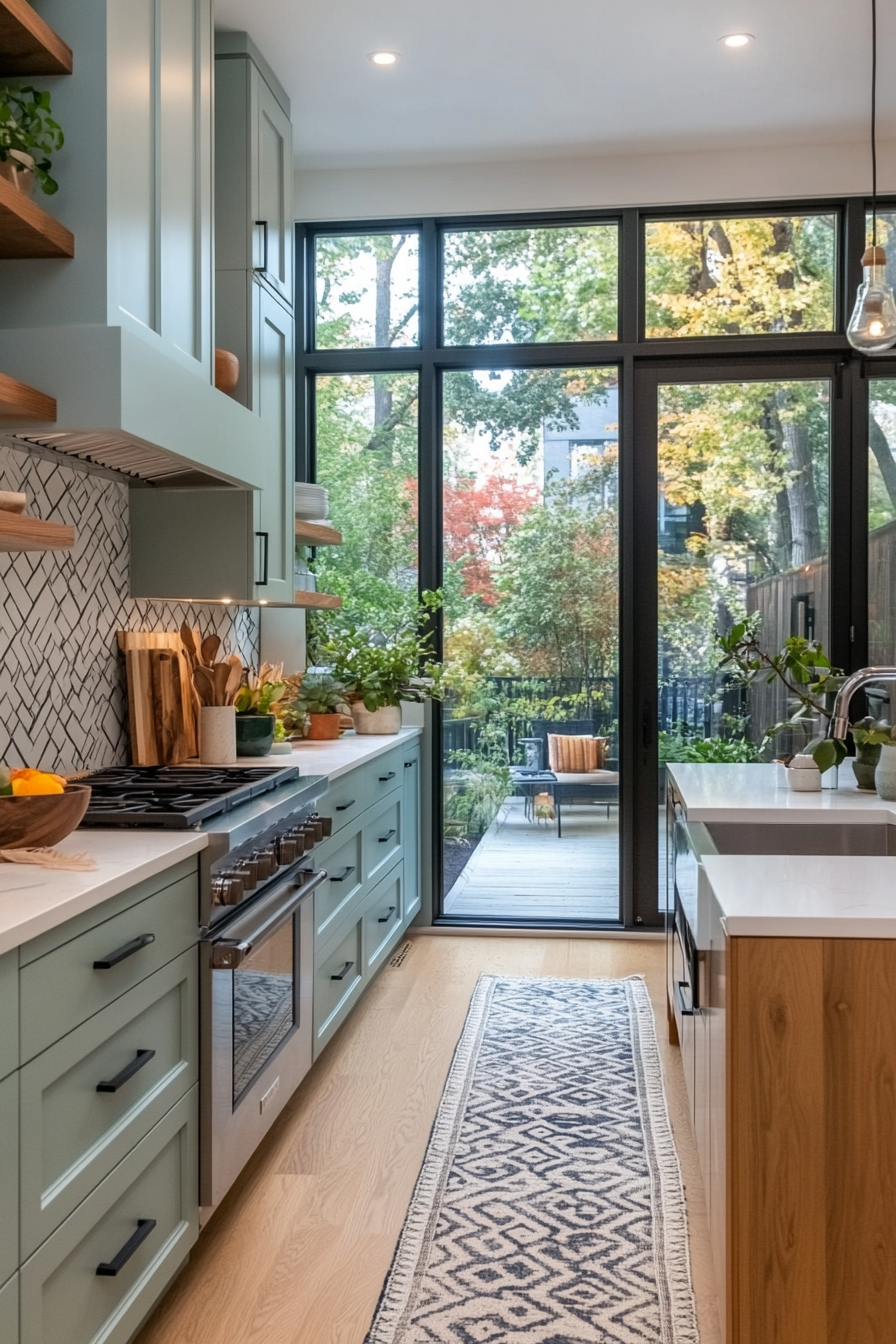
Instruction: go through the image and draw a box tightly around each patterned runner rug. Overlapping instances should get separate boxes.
[366,975,699,1344]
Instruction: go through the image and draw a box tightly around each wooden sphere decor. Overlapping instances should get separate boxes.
[214,348,240,394]
[0,783,92,848]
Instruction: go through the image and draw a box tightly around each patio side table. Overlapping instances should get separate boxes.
[509,768,558,823]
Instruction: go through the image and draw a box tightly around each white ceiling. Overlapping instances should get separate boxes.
[214,0,895,172]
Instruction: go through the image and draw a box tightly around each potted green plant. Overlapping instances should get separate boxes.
[320,592,443,736]
[234,662,287,757]
[850,716,893,791]
[0,85,64,195]
[291,673,346,741]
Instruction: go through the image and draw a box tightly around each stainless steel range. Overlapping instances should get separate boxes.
[81,763,330,1221]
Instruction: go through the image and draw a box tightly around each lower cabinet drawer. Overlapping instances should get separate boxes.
[363,794,402,887]
[0,1272,18,1344]
[20,871,197,1062]
[0,948,17,1081]
[320,773,370,838]
[362,864,405,977]
[20,950,198,1259]
[313,918,363,1059]
[0,1072,18,1288]
[21,1086,198,1344]
[314,828,363,943]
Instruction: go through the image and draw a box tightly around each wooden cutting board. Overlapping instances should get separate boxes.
[120,631,198,762]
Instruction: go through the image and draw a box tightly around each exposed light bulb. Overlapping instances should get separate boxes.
[369,51,399,66]
[720,33,753,47]
[847,245,896,353]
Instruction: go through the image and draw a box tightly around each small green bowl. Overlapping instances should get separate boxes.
[235,714,276,757]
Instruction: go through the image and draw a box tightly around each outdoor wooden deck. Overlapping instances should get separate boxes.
[444,798,668,922]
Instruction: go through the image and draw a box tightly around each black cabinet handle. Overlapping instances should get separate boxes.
[404,760,415,769]
[94,933,155,971]
[331,866,355,883]
[254,219,268,272]
[255,531,269,586]
[335,799,356,812]
[96,1218,157,1276]
[97,1049,156,1094]
[330,960,354,981]
[676,982,694,1017]
[377,905,397,924]
[378,829,397,843]
[378,771,396,782]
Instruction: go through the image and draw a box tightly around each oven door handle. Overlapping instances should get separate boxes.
[209,868,327,969]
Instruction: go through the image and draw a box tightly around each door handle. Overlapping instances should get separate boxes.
[96,1049,156,1094]
[94,933,155,970]
[96,1219,157,1277]
[676,981,695,1017]
[331,867,355,883]
[377,905,397,923]
[378,829,397,843]
[330,960,354,981]
[255,531,269,586]
[254,219,268,272]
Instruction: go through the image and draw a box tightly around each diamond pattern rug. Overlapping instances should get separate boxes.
[366,976,699,1344]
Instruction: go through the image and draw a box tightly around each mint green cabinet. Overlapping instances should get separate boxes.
[362,865,405,977]
[0,1073,18,1288]
[0,949,18,1081]
[20,1087,198,1344]
[402,744,422,922]
[20,950,198,1258]
[363,793,403,887]
[313,918,364,1058]
[314,829,363,943]
[0,1273,17,1344]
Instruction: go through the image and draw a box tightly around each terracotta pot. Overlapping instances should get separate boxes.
[0,154,35,197]
[0,783,91,849]
[307,712,341,740]
[351,703,401,735]
[214,347,240,394]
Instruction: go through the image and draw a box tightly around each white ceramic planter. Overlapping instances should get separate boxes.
[351,703,401,735]
[786,763,821,792]
[199,706,237,764]
[875,745,896,801]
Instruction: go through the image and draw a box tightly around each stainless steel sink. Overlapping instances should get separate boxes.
[703,821,896,856]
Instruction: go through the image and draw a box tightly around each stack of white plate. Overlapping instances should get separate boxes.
[295,483,329,521]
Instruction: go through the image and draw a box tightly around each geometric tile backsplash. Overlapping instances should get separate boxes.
[0,443,260,773]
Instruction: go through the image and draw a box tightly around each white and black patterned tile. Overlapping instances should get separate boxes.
[0,445,260,774]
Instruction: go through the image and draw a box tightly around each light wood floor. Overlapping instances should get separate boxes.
[136,935,721,1344]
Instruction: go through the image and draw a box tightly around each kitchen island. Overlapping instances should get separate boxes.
[667,762,896,1344]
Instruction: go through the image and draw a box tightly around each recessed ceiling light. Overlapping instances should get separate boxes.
[720,33,754,48]
[369,51,399,66]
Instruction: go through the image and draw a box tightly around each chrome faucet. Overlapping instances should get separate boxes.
[827,668,896,740]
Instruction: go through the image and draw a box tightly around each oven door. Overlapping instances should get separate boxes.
[200,866,326,1215]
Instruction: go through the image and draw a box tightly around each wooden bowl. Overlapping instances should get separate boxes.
[0,783,92,849]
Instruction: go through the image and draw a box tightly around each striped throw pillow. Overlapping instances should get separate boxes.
[547,734,606,773]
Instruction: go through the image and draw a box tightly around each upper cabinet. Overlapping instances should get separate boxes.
[0,0,269,489]
[215,33,294,309]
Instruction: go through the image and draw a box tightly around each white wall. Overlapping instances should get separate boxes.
[295,138,896,222]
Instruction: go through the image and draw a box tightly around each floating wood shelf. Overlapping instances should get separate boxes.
[0,371,56,420]
[0,176,73,258]
[295,520,342,546]
[0,508,74,551]
[292,591,343,609]
[0,0,72,75]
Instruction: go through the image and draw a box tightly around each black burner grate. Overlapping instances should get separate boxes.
[78,764,300,829]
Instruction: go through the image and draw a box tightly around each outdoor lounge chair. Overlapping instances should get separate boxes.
[529,720,620,837]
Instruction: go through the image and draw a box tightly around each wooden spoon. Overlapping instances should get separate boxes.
[213,662,230,708]
[201,634,221,667]
[225,661,243,704]
[180,624,201,669]
[193,664,216,706]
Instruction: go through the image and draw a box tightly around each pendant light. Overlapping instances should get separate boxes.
[847,0,896,353]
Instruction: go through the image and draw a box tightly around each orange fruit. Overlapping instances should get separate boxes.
[11,774,65,795]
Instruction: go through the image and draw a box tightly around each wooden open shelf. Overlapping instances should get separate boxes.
[292,591,343,610]
[295,520,342,547]
[0,0,72,75]
[0,371,55,420]
[0,175,73,258]
[0,508,73,551]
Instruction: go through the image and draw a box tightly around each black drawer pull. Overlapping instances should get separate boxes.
[336,799,356,812]
[330,960,354,981]
[404,760,415,769]
[96,1049,156,1094]
[377,905,397,924]
[96,1218,157,1276]
[378,829,397,843]
[94,933,155,970]
[676,982,695,1018]
[378,771,396,782]
[331,866,355,883]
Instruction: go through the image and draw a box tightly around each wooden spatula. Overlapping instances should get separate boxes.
[201,634,221,667]
[193,663,216,706]
[225,661,243,704]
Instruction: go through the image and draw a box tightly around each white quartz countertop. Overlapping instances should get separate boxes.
[668,762,896,823]
[238,726,422,781]
[0,831,207,956]
[703,853,896,938]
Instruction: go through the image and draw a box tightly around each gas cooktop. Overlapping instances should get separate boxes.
[78,764,300,829]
